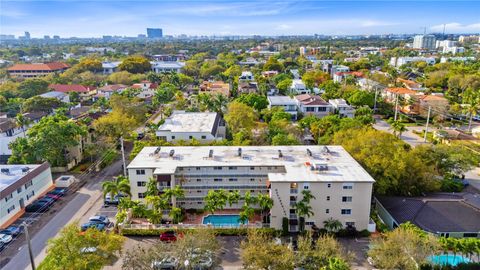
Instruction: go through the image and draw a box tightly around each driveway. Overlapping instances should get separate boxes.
[373,116,428,147]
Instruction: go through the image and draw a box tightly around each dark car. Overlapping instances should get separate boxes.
[160,231,181,242]
[48,187,67,196]
[25,201,50,212]
[89,215,110,226]
[137,132,145,140]
[0,226,23,236]
[0,241,4,252]
[45,193,62,201]
[81,221,106,232]
[37,197,55,207]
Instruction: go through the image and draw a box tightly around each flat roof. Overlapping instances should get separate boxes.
[0,164,42,192]
[157,111,218,133]
[267,96,297,106]
[128,145,376,183]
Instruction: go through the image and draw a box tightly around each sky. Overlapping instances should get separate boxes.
[1,0,480,38]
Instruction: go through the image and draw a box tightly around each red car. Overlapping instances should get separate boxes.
[160,231,181,242]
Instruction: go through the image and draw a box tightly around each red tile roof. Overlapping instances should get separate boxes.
[8,62,69,71]
[385,87,417,95]
[49,84,95,93]
[97,84,128,92]
[295,94,329,105]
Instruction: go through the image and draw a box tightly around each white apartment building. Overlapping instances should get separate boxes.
[127,146,375,232]
[290,79,310,94]
[436,40,457,49]
[267,96,298,120]
[151,61,185,73]
[156,111,226,143]
[443,46,465,55]
[413,34,436,50]
[389,57,436,67]
[0,163,53,227]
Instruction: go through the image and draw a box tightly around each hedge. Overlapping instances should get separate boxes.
[120,227,279,237]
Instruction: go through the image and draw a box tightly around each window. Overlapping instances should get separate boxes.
[318,107,327,112]
[326,196,330,201]
[228,166,237,170]
[137,181,146,187]
[7,205,15,214]
[214,166,222,170]
[346,222,355,227]
[25,180,33,189]
[26,190,35,200]
[201,135,207,139]
[229,178,238,182]
[343,184,353,190]
[250,190,255,193]
[17,187,22,194]
[197,190,202,193]
[196,179,201,182]
[326,209,330,214]
[327,183,331,188]
[463,233,478,238]
[196,167,201,170]
[305,221,315,225]
[342,196,352,202]
[303,184,310,190]
[4,193,13,202]
[171,136,176,140]
[306,107,315,112]
[136,169,146,175]
[189,136,193,139]
[341,209,352,215]
[250,178,255,181]
[138,193,145,199]
[250,167,255,170]
[214,178,223,182]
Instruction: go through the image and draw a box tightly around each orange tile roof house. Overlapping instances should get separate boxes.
[199,81,231,97]
[7,62,69,78]
[49,84,97,100]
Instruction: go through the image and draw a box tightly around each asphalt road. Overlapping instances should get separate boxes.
[1,155,124,270]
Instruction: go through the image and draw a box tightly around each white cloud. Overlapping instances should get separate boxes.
[276,24,292,30]
[430,22,480,33]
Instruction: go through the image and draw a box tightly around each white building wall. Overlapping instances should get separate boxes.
[156,131,218,143]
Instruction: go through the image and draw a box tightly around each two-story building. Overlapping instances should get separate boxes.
[199,81,230,97]
[49,84,97,101]
[295,94,333,118]
[267,96,298,120]
[151,61,185,73]
[329,99,356,118]
[7,62,69,78]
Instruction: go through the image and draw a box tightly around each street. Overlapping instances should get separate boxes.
[1,155,124,270]
[372,115,429,147]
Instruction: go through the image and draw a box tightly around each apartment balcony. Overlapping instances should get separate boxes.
[290,189,298,194]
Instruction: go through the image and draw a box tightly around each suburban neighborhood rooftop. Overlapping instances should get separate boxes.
[157,111,218,133]
[0,164,42,192]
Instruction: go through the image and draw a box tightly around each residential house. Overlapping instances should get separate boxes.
[262,71,278,78]
[38,91,70,103]
[382,87,419,104]
[396,78,425,91]
[416,94,449,118]
[49,84,97,100]
[290,79,310,95]
[333,71,363,83]
[151,61,185,73]
[95,84,128,99]
[237,82,259,94]
[156,111,226,143]
[199,81,230,97]
[295,94,332,118]
[433,129,478,144]
[329,99,355,118]
[239,71,255,82]
[375,194,480,238]
[330,65,350,77]
[7,62,69,78]
[152,54,187,62]
[389,57,436,67]
[267,96,298,120]
[131,81,158,99]
[357,78,385,92]
[101,61,121,74]
[239,58,263,66]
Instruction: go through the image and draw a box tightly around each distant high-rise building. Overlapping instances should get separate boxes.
[413,34,436,50]
[147,28,163,39]
[44,35,51,39]
[24,31,31,39]
[137,34,147,38]
[53,35,60,39]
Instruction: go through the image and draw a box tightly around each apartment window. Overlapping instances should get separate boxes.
[26,190,35,200]
[7,205,15,214]
[136,169,146,175]
[250,190,255,193]
[228,166,237,170]
[197,179,201,182]
[326,196,330,201]
[267,167,272,170]
[327,183,331,188]
[463,233,478,238]
[326,209,330,214]
[342,196,353,202]
[201,135,207,139]
[343,185,353,190]
[305,221,315,226]
[17,187,22,194]
[189,136,193,139]
[318,107,327,112]
[196,167,201,170]
[171,136,176,140]
[25,180,33,189]
[341,209,352,215]
[214,166,222,170]
[250,167,255,170]
[4,193,13,202]
[138,193,145,199]
[197,190,202,193]
[229,178,238,182]
[306,107,315,112]
[214,178,223,182]
[137,181,146,187]
[250,178,255,181]
[303,184,310,190]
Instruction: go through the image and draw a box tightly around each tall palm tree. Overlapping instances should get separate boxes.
[102,175,131,199]
[169,206,183,224]
[389,119,407,138]
[295,201,314,232]
[323,218,343,234]
[227,190,241,207]
[15,113,31,137]
[462,88,480,132]
[163,185,185,203]
[257,194,274,224]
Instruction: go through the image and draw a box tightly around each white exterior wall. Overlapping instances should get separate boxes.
[0,166,53,227]
[156,131,219,143]
[128,168,156,201]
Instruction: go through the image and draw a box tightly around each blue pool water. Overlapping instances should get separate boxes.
[428,255,470,266]
[202,214,246,227]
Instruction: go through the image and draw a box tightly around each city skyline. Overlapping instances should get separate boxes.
[1,1,480,38]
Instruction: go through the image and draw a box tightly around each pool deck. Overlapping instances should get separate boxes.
[185,209,262,225]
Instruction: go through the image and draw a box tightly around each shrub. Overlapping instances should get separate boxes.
[359,229,371,237]
[282,217,289,236]
[120,227,278,237]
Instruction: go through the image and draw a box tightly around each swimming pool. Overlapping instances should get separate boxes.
[428,255,470,266]
[202,214,246,227]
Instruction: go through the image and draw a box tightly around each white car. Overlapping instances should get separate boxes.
[151,256,179,270]
[0,234,13,244]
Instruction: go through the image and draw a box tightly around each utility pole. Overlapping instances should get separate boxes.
[424,106,431,143]
[373,87,379,113]
[394,94,399,121]
[22,222,35,270]
[120,136,127,176]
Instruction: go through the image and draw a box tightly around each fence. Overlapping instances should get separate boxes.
[119,222,268,230]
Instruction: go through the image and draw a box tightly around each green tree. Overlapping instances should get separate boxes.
[93,111,137,142]
[323,218,343,234]
[119,56,152,74]
[257,193,274,224]
[388,119,408,138]
[263,57,284,72]
[18,78,49,99]
[347,90,375,108]
[77,58,103,73]
[15,113,31,136]
[296,233,349,270]
[153,82,177,105]
[204,190,228,214]
[224,101,257,134]
[37,223,124,270]
[295,190,316,232]
[102,175,132,199]
[276,78,292,95]
[236,93,268,111]
[107,71,135,85]
[462,88,480,131]
[21,96,63,113]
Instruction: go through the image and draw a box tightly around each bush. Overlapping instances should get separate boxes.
[120,227,278,237]
[282,217,289,236]
[359,229,371,237]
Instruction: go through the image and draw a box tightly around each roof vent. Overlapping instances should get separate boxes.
[306,148,312,156]
[209,149,214,158]
[1,168,9,174]
[22,167,30,173]
[154,147,161,155]
[316,164,328,171]
[278,150,283,158]
[169,150,175,157]
[238,148,242,157]
[322,146,330,154]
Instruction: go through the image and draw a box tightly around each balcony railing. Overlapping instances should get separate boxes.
[290,189,298,194]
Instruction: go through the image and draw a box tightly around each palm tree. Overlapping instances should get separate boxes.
[257,194,274,224]
[295,201,314,232]
[462,88,480,132]
[169,206,183,224]
[227,190,241,207]
[300,190,316,203]
[389,119,407,138]
[145,195,169,213]
[145,177,159,197]
[204,190,228,214]
[102,175,131,200]
[15,113,31,136]
[323,218,343,234]
[163,185,185,202]
[239,205,255,225]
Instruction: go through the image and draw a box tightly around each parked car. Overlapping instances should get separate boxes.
[104,193,126,205]
[151,256,179,270]
[25,201,50,212]
[48,187,68,197]
[186,248,214,269]
[137,132,145,140]
[89,215,110,226]
[45,193,62,201]
[160,231,180,242]
[0,234,13,244]
[0,226,23,236]
[0,241,5,251]
[81,221,106,232]
[37,197,55,207]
